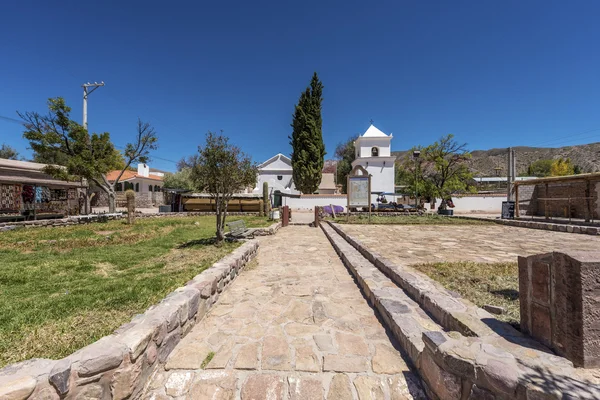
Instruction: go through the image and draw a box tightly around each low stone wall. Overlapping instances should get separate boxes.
[452,215,600,235]
[0,241,260,400]
[0,212,263,232]
[420,330,600,400]
[323,221,600,400]
[0,213,124,231]
[136,212,259,219]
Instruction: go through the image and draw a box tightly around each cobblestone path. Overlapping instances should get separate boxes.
[339,223,600,265]
[144,225,425,399]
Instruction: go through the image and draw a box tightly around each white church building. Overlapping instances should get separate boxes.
[351,125,396,197]
[253,124,395,204]
[253,153,300,195]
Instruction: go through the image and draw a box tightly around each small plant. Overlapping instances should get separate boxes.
[201,351,215,369]
[125,190,136,225]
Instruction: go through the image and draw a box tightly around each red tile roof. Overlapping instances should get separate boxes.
[106,170,163,182]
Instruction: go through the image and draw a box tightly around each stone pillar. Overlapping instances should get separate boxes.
[519,251,600,368]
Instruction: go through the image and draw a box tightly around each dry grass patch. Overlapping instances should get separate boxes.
[411,261,520,328]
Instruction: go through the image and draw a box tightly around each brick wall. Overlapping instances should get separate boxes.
[519,178,599,220]
[519,251,600,368]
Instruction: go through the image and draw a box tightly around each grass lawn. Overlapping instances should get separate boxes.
[0,215,269,367]
[330,214,492,225]
[411,261,520,328]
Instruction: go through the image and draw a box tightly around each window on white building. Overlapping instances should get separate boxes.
[371,147,379,157]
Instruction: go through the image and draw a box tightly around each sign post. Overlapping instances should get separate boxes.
[347,165,372,223]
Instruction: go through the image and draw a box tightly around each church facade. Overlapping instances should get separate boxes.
[351,125,396,197]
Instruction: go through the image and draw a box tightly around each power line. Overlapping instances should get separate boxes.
[0,115,26,125]
[525,128,600,148]
[112,144,178,165]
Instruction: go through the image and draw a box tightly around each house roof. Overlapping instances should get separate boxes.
[106,170,164,182]
[319,173,336,190]
[258,153,292,170]
[0,158,86,188]
[361,124,391,138]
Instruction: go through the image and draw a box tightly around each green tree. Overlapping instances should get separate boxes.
[187,131,257,244]
[527,159,553,177]
[550,157,575,176]
[163,166,195,191]
[397,135,474,209]
[289,72,326,194]
[20,97,157,213]
[0,144,19,160]
[334,135,358,193]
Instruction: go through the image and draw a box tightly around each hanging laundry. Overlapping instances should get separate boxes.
[13,184,22,209]
[1,184,15,209]
[35,186,43,203]
[22,185,35,203]
[42,187,51,203]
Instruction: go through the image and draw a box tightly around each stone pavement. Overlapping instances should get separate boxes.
[339,224,600,265]
[144,225,426,399]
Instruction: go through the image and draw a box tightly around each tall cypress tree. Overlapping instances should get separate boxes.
[290,72,325,194]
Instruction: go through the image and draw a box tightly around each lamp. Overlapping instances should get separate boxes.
[413,151,421,208]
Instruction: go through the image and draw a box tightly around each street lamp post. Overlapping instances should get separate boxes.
[413,150,421,209]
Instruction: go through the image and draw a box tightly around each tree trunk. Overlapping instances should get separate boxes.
[108,190,116,213]
[215,195,224,244]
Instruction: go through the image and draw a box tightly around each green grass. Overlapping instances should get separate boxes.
[201,351,215,369]
[0,215,269,367]
[330,214,492,225]
[411,261,520,327]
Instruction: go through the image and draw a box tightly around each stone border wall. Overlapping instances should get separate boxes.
[451,215,600,235]
[323,221,600,400]
[0,212,264,232]
[0,241,260,400]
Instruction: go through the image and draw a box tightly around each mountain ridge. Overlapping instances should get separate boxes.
[391,142,600,176]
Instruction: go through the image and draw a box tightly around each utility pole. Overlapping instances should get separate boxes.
[507,147,516,201]
[82,81,105,130]
[81,81,104,215]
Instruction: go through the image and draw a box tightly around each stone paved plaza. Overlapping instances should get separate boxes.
[144,226,426,399]
[339,223,600,264]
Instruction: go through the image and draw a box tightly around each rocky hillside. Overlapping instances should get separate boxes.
[392,142,600,176]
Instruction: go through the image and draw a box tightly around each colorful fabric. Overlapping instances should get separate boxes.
[35,186,43,203]
[22,185,35,203]
[1,184,14,208]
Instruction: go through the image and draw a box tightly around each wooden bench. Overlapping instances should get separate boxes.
[226,220,256,239]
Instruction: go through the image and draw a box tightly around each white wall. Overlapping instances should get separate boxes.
[356,137,392,157]
[282,194,506,214]
[282,195,348,211]
[426,195,506,213]
[254,171,298,194]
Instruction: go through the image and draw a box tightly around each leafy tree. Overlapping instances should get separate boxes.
[395,146,436,202]
[187,131,257,244]
[0,144,19,160]
[20,97,157,213]
[289,72,326,194]
[397,135,474,209]
[574,164,582,175]
[550,157,575,176]
[163,166,195,191]
[334,135,358,193]
[527,159,553,177]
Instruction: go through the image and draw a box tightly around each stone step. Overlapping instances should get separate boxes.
[320,223,443,372]
[323,222,600,400]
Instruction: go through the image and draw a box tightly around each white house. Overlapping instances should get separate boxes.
[351,125,396,197]
[253,153,299,195]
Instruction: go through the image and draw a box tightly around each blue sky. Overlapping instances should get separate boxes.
[1,1,599,172]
